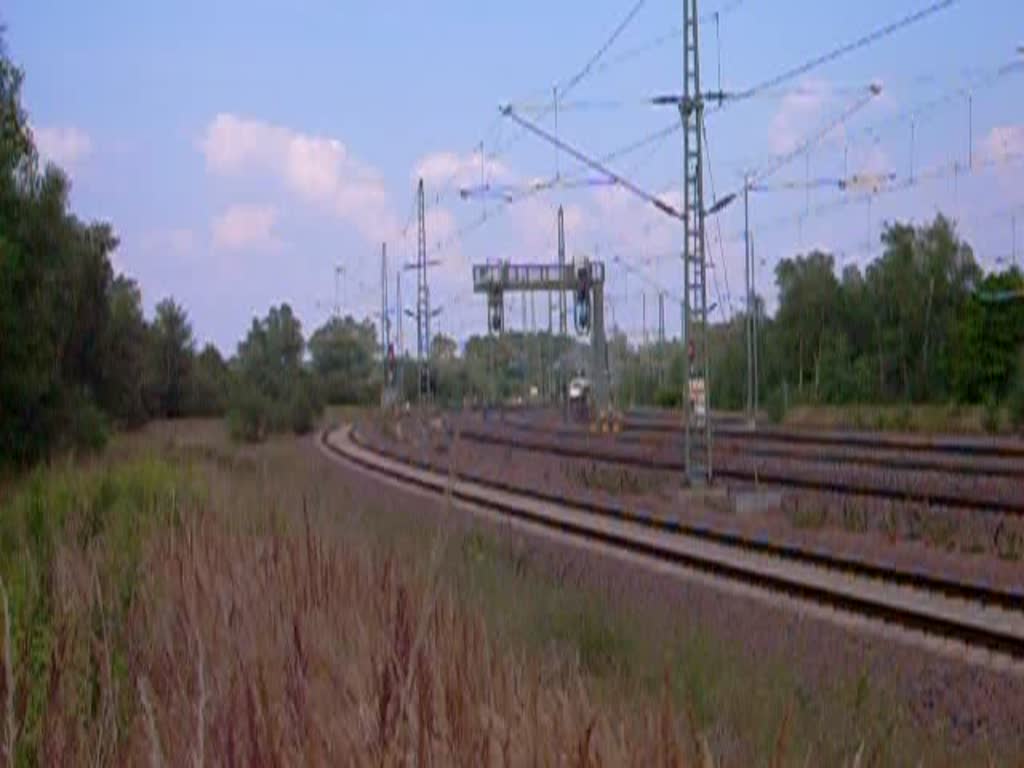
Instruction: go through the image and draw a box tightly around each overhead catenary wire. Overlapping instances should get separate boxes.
[702,120,734,321]
[481,0,654,179]
[586,0,750,82]
[750,85,882,187]
[557,0,649,102]
[433,120,682,259]
[422,0,661,232]
[501,106,684,220]
[709,58,1023,207]
[733,0,959,101]
[717,149,1024,254]
[637,144,1024,275]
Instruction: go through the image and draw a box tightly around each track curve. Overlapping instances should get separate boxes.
[320,423,1024,672]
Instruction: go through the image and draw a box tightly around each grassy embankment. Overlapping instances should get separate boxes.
[0,418,1005,764]
[781,403,1019,435]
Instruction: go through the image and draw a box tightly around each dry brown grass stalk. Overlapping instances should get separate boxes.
[1,420,1011,765]
[1,577,12,768]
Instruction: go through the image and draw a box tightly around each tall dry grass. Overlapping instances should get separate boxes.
[0,424,717,765]
[0,419,1008,765]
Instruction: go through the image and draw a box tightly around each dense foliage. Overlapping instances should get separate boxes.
[407,215,1023,427]
[2,34,1022,467]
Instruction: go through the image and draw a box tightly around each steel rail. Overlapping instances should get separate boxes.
[321,426,1024,664]
[492,414,1024,479]
[453,424,1024,516]
[619,412,1024,459]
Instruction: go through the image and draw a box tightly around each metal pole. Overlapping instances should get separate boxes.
[968,94,973,171]
[521,293,527,402]
[744,180,752,420]
[334,265,344,320]
[1013,215,1018,268]
[558,206,568,422]
[642,291,649,399]
[487,299,493,412]
[658,291,666,388]
[381,243,389,356]
[642,291,647,347]
[681,0,711,484]
[530,291,536,400]
[396,270,403,395]
[910,120,916,182]
[752,231,759,422]
[416,178,430,403]
[547,290,554,400]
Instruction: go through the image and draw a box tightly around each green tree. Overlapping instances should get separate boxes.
[188,344,234,417]
[0,38,125,461]
[147,298,195,417]
[99,276,149,426]
[867,215,980,401]
[230,304,322,438]
[236,303,304,402]
[774,250,841,401]
[309,315,378,404]
[430,333,458,362]
[952,268,1024,403]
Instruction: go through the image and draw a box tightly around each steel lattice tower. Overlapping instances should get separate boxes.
[557,206,567,337]
[415,178,431,402]
[681,0,712,484]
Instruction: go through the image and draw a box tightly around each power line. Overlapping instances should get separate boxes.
[587,0,750,82]
[750,85,881,186]
[723,149,1024,250]
[433,120,682,258]
[702,120,734,321]
[734,0,958,101]
[418,0,659,229]
[502,106,684,219]
[709,63,1015,190]
[557,0,649,101]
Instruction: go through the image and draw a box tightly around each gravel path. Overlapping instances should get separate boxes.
[356,414,1024,596]
[313,426,1024,757]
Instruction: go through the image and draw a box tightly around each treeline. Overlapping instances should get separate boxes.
[0,39,391,467]
[418,216,1024,427]
[712,215,1024,419]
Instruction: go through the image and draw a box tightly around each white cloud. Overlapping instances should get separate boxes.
[414,150,511,190]
[984,125,1024,163]
[200,114,396,243]
[508,197,590,260]
[33,125,93,169]
[590,184,677,259]
[768,80,835,155]
[212,204,280,252]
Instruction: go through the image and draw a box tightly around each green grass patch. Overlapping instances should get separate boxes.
[0,456,200,764]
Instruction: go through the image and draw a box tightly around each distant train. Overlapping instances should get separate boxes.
[568,376,591,420]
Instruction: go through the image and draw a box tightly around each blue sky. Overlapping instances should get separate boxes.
[5,1,1023,352]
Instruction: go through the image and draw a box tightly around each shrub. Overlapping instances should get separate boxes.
[764,388,786,424]
[63,390,110,456]
[1009,365,1024,433]
[654,387,681,409]
[892,404,913,432]
[981,394,1001,434]
[227,385,272,443]
[288,383,318,435]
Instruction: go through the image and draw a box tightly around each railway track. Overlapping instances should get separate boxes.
[621,410,1024,459]
[494,413,1024,479]
[320,424,1024,670]
[457,415,1024,515]
[499,409,1024,461]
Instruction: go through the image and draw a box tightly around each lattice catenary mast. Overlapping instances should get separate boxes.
[680,0,713,484]
[414,178,431,401]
